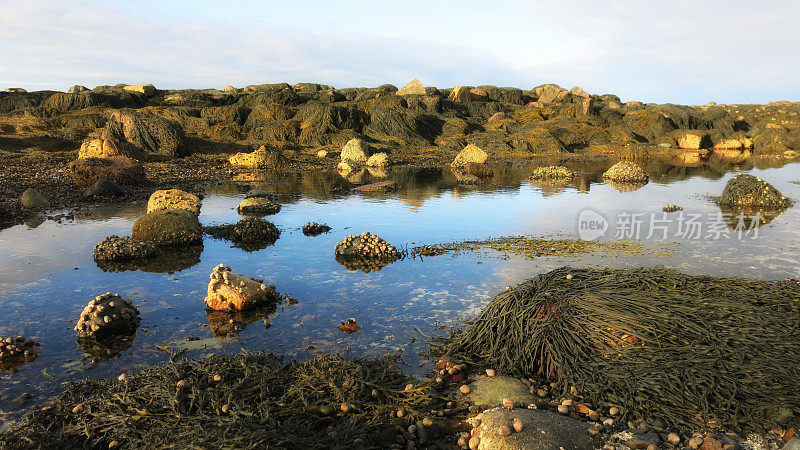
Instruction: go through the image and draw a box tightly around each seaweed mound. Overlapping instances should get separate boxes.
[444,267,800,432]
[601,161,648,183]
[205,217,280,251]
[529,166,578,181]
[716,174,791,208]
[0,353,438,449]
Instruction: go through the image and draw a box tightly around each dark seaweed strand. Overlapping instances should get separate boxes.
[0,353,442,449]
[444,266,800,433]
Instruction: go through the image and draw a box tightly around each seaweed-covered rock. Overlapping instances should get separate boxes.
[530,166,579,181]
[229,145,287,169]
[205,264,280,311]
[20,188,50,209]
[237,197,281,216]
[302,222,331,236]
[83,178,129,197]
[146,189,202,216]
[716,174,791,209]
[0,336,41,371]
[451,144,488,167]
[68,156,147,187]
[602,161,649,183]
[93,235,157,262]
[340,138,370,164]
[205,217,280,251]
[78,137,144,160]
[131,209,203,246]
[74,293,140,337]
[103,109,188,157]
[396,78,426,96]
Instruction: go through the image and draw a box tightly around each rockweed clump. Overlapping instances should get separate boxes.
[74,293,140,337]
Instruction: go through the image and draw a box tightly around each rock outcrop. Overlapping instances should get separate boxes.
[103,109,187,157]
[123,84,156,96]
[396,79,426,96]
[530,166,579,181]
[204,264,280,311]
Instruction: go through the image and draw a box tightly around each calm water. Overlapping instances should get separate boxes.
[1,158,799,420]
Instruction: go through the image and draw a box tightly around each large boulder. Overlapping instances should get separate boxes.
[123,84,156,96]
[146,189,202,216]
[602,161,649,183]
[131,209,203,246]
[340,138,370,164]
[447,85,472,103]
[451,144,488,167]
[205,264,280,311]
[716,174,791,209]
[396,78,426,96]
[229,145,287,169]
[77,137,145,160]
[103,109,188,157]
[675,130,711,149]
[534,84,569,104]
[68,156,147,187]
[20,188,50,209]
[468,407,600,450]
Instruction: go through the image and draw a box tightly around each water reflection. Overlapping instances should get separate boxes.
[96,245,204,274]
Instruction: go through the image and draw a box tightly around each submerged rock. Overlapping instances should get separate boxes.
[131,209,203,246]
[716,174,791,209]
[0,336,41,371]
[245,189,278,201]
[530,166,579,181]
[205,217,280,251]
[68,156,147,187]
[20,188,50,209]
[74,293,140,337]
[302,222,331,236]
[237,197,281,216]
[602,161,649,183]
[146,189,202,215]
[83,178,128,197]
[93,235,157,262]
[451,144,488,167]
[229,145,287,169]
[352,180,399,193]
[205,264,280,311]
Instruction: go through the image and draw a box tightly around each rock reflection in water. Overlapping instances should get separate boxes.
[206,306,276,339]
[96,245,203,274]
[77,332,136,363]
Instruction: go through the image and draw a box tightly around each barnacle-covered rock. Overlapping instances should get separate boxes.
[302,222,331,236]
[716,174,791,209]
[602,161,649,183]
[74,293,140,337]
[205,217,280,251]
[334,232,401,273]
[205,264,281,311]
[146,189,202,216]
[93,235,157,262]
[0,336,41,371]
[237,197,281,216]
[530,166,579,181]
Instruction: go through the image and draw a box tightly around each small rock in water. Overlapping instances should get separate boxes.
[662,204,683,213]
[338,318,361,334]
[74,293,140,337]
[302,222,331,236]
[204,264,281,311]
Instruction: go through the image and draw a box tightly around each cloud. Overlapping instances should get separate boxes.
[0,0,798,104]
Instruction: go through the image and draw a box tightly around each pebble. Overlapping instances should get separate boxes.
[460,385,470,394]
[221,404,230,414]
[485,368,496,377]
[588,425,601,436]
[561,399,573,406]
[512,418,523,432]
[422,417,433,427]
[557,405,569,414]
[667,432,681,445]
[608,406,619,416]
[502,398,514,409]
[498,425,511,436]
[468,436,480,449]
[688,436,703,449]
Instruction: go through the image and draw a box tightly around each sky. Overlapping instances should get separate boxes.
[1,0,798,104]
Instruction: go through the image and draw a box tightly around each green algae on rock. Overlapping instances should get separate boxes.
[131,209,203,246]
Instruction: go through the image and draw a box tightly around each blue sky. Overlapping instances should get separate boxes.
[1,0,798,104]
